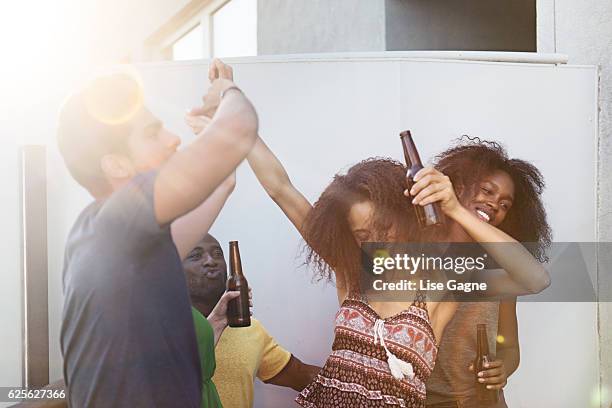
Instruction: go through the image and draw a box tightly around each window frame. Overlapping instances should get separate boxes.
[159,0,232,60]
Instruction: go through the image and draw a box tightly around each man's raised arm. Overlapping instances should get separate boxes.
[154,77,258,227]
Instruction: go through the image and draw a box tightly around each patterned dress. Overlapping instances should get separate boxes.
[296,294,438,407]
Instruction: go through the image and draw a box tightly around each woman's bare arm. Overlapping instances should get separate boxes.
[246,136,312,232]
[184,116,311,234]
[187,59,353,303]
[448,206,550,296]
[184,117,311,235]
[185,59,311,233]
[410,167,550,296]
[496,299,520,377]
[247,137,356,306]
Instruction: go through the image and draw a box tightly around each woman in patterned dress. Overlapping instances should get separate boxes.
[288,157,551,407]
[185,60,551,407]
[244,150,551,407]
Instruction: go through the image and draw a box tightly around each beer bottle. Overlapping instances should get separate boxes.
[400,130,444,228]
[227,240,251,327]
[474,324,499,404]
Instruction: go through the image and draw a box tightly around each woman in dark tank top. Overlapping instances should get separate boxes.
[425,137,551,408]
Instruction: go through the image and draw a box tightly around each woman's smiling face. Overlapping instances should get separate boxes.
[465,169,515,227]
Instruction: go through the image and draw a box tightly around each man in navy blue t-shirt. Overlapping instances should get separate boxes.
[57,61,257,407]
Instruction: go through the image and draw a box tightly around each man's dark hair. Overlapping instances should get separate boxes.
[57,73,143,197]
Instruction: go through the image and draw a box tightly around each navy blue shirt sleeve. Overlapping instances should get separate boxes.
[97,170,169,246]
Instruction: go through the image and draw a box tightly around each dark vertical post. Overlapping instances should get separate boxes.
[20,145,49,388]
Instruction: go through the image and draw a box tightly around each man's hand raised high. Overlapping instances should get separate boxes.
[153,58,257,227]
[209,58,234,82]
[200,78,236,118]
[200,59,237,118]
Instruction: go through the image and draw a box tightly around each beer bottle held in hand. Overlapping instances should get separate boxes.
[227,240,251,327]
[474,324,499,404]
[400,130,444,228]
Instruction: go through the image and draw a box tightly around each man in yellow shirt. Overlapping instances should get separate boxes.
[183,233,321,408]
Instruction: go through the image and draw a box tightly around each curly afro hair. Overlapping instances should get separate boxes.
[301,158,421,290]
[433,136,552,262]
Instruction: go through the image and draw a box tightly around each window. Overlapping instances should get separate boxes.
[212,0,257,58]
[160,0,257,62]
[172,24,205,61]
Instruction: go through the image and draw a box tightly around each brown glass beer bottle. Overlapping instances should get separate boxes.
[227,240,251,327]
[400,130,445,228]
[474,324,499,405]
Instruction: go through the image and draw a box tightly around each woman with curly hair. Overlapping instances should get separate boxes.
[186,60,550,408]
[241,137,550,408]
[246,149,457,408]
[424,137,551,408]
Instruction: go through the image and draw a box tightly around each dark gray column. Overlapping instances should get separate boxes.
[20,145,49,388]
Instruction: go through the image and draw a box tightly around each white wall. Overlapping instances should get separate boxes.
[536,1,612,204]
[85,54,599,407]
[538,2,612,405]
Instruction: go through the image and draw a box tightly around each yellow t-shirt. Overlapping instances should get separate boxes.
[212,318,291,408]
